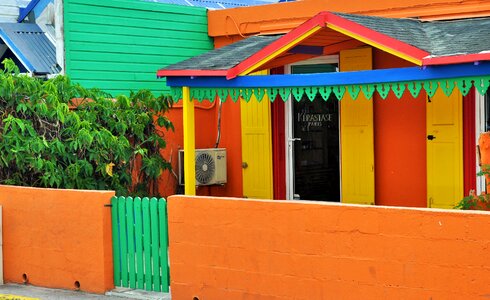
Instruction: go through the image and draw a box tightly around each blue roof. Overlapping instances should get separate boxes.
[0,23,58,74]
[15,0,32,8]
[144,0,281,9]
[18,0,53,22]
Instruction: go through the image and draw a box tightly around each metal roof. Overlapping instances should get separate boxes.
[144,0,280,9]
[333,12,490,57]
[0,23,58,74]
[158,12,490,78]
[163,35,283,71]
[15,0,32,8]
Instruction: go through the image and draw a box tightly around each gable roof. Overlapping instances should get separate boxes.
[158,11,490,79]
[161,35,283,76]
[335,12,490,58]
[0,22,58,74]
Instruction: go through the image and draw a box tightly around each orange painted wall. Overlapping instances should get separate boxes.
[209,0,490,43]
[0,185,115,294]
[159,99,243,198]
[168,195,490,299]
[161,0,489,200]
[373,50,427,207]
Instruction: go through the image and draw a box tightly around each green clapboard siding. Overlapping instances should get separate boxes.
[64,0,213,96]
[112,196,170,292]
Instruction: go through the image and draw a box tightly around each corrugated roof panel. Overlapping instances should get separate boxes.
[15,0,32,8]
[0,23,58,74]
[144,0,279,9]
[188,0,223,9]
[334,12,490,57]
[159,12,490,75]
[161,35,283,71]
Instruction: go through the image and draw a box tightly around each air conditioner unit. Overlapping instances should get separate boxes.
[178,148,227,186]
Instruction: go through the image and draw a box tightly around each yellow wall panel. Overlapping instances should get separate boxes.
[427,89,463,208]
[241,71,273,199]
[340,48,375,204]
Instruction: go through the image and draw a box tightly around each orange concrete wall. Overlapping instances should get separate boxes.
[0,185,115,294]
[168,195,490,299]
[373,50,427,207]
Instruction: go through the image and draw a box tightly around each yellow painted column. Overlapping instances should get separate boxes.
[183,86,196,195]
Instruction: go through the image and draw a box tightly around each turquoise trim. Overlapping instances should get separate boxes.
[169,76,490,102]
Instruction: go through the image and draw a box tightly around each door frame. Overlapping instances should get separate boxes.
[476,91,486,193]
[284,55,340,200]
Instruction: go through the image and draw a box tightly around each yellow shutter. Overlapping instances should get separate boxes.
[340,48,375,204]
[427,89,463,208]
[240,70,273,199]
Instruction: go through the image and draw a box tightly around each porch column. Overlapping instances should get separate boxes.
[182,86,196,195]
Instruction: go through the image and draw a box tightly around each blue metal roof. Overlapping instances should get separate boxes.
[17,0,53,23]
[144,0,281,9]
[15,0,32,8]
[0,23,57,74]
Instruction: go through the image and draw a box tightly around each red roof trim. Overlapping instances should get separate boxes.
[225,13,328,79]
[157,69,228,77]
[225,12,430,79]
[423,53,490,65]
[325,13,430,62]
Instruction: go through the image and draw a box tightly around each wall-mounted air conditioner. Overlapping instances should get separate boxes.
[178,148,227,186]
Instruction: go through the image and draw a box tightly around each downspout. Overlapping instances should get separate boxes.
[214,99,223,148]
[54,0,64,74]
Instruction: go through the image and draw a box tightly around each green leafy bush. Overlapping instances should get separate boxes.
[0,59,173,196]
[455,166,490,210]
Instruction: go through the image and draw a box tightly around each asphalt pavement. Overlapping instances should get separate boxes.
[0,284,171,300]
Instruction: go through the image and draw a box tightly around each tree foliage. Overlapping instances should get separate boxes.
[0,59,173,196]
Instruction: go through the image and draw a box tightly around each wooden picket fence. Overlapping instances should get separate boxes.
[111,196,169,292]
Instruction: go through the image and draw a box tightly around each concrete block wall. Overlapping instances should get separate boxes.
[168,195,490,299]
[0,185,115,294]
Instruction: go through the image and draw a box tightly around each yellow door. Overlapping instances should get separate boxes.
[340,48,375,204]
[241,71,273,199]
[427,88,463,208]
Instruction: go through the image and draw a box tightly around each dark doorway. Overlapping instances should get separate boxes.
[291,64,340,201]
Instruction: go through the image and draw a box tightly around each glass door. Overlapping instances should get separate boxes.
[290,64,340,201]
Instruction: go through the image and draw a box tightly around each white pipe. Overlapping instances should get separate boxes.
[0,206,3,285]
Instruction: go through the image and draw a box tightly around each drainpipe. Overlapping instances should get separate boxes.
[0,206,3,285]
[54,0,65,74]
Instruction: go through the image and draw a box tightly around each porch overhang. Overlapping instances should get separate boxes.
[157,11,490,80]
[166,62,490,102]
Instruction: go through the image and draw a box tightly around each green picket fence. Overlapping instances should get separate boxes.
[111,196,169,292]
